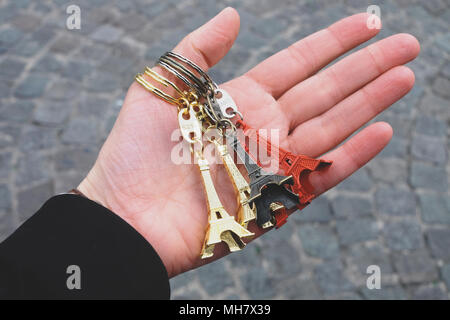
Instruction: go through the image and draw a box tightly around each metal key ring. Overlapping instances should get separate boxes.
[157,59,203,94]
[158,57,206,96]
[159,56,207,95]
[164,51,217,89]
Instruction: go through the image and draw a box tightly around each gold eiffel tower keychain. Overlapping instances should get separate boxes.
[208,132,256,228]
[178,104,254,258]
[136,67,254,259]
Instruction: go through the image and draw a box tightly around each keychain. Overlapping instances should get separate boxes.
[135,51,334,258]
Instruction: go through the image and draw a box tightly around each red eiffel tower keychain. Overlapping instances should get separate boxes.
[236,119,332,228]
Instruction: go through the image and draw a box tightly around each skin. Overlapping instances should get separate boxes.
[78,8,420,278]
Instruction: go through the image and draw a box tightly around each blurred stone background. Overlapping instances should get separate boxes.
[0,0,449,299]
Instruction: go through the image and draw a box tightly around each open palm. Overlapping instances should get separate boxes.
[78,8,420,278]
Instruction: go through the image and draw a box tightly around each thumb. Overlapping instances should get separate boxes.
[128,7,240,104]
[173,7,240,71]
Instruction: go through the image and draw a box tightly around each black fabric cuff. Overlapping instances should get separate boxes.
[0,194,170,299]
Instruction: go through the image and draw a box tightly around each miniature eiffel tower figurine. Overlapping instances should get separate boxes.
[213,140,256,228]
[197,155,254,259]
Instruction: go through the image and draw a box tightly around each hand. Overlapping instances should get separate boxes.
[78,8,420,278]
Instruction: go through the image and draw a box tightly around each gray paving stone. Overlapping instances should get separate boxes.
[412,284,447,300]
[419,92,450,119]
[272,219,296,242]
[314,260,354,295]
[0,80,10,96]
[0,100,35,123]
[33,102,71,126]
[170,269,197,290]
[441,264,450,289]
[442,62,450,79]
[415,115,447,137]
[145,43,170,62]
[263,238,302,280]
[327,291,362,300]
[14,74,50,98]
[100,54,136,75]
[227,241,264,269]
[0,58,26,80]
[377,114,412,139]
[235,31,267,50]
[85,71,121,93]
[90,25,124,44]
[77,95,109,118]
[19,125,58,151]
[172,288,203,300]
[197,260,234,297]
[0,210,14,242]
[393,250,438,284]
[0,124,21,148]
[33,2,51,14]
[0,4,20,22]
[17,180,54,222]
[347,244,394,275]
[384,220,423,251]
[362,286,407,300]
[215,47,252,77]
[331,196,372,219]
[46,80,80,101]
[0,152,12,180]
[298,224,339,259]
[9,38,42,57]
[62,117,100,146]
[427,229,450,260]
[104,114,118,134]
[281,278,322,299]
[114,12,148,32]
[11,13,42,32]
[419,194,450,224]
[368,158,408,184]
[32,55,64,73]
[411,134,447,165]
[15,153,51,187]
[375,187,416,217]
[0,27,24,49]
[78,43,112,62]
[336,169,373,192]
[31,25,56,45]
[242,267,275,299]
[378,135,408,158]
[435,33,450,54]
[50,34,81,54]
[61,60,93,81]
[336,218,378,245]
[432,76,450,99]
[207,68,232,87]
[295,196,333,222]
[392,85,424,115]
[53,172,85,194]
[138,1,171,19]
[54,147,97,172]
[0,184,12,212]
[410,162,448,191]
[419,0,448,15]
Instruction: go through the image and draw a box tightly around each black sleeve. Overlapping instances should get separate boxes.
[0,194,170,299]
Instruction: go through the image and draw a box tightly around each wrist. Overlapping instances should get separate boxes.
[77,174,109,210]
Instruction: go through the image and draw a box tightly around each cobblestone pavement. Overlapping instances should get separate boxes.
[0,0,449,299]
